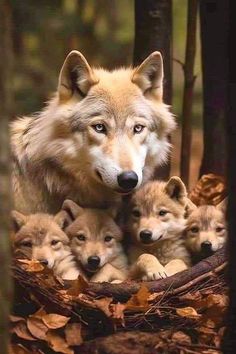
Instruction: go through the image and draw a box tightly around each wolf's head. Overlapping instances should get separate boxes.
[62,199,123,273]
[126,177,188,246]
[184,199,227,258]
[11,210,72,269]
[20,50,175,196]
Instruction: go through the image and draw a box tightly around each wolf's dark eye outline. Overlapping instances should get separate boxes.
[190,226,199,233]
[159,210,168,216]
[132,209,141,218]
[133,124,145,134]
[76,234,86,241]
[92,124,107,134]
[20,240,32,248]
[216,226,225,233]
[104,235,113,242]
[51,240,60,246]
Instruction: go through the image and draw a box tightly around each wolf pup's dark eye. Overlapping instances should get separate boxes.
[92,124,107,134]
[133,124,145,134]
[190,227,199,233]
[21,240,32,247]
[104,235,113,242]
[159,210,168,216]
[77,234,86,241]
[51,240,59,246]
[132,209,141,217]
[216,226,224,233]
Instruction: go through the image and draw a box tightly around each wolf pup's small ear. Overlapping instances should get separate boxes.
[54,210,71,230]
[132,51,163,100]
[165,176,187,205]
[58,50,99,101]
[216,197,228,213]
[62,199,83,221]
[11,210,27,233]
[185,198,198,217]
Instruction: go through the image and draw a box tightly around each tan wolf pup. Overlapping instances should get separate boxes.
[125,177,191,281]
[11,50,175,214]
[62,199,128,283]
[11,210,82,280]
[184,199,227,263]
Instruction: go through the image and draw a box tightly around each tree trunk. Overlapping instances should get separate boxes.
[199,0,227,177]
[180,0,198,188]
[0,1,14,352]
[133,0,172,180]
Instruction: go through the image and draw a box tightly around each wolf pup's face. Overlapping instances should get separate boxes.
[62,200,123,273]
[12,210,71,268]
[126,177,187,246]
[42,50,175,194]
[185,199,227,257]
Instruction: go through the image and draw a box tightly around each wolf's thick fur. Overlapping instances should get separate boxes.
[11,210,82,280]
[62,199,128,283]
[184,198,227,262]
[11,50,175,213]
[125,177,191,281]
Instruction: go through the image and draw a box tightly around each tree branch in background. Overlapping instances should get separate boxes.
[0,1,14,352]
[199,0,227,177]
[180,0,198,188]
[133,0,172,180]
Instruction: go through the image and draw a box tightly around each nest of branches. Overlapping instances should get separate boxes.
[10,174,228,354]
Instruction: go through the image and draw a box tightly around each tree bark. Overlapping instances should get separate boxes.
[199,0,228,177]
[133,0,172,180]
[180,0,198,189]
[0,1,14,352]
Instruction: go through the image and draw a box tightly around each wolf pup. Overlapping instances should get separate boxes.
[62,199,128,283]
[11,210,82,280]
[125,177,191,281]
[11,50,175,214]
[184,199,227,263]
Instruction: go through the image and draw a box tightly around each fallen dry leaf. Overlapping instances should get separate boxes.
[93,297,113,317]
[42,313,70,329]
[110,302,126,325]
[27,317,48,340]
[125,285,151,311]
[176,306,201,318]
[18,259,45,272]
[65,323,83,346]
[12,321,36,341]
[31,307,47,320]
[66,275,89,296]
[46,330,74,354]
[10,315,25,323]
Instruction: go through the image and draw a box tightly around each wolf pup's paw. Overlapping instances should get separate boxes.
[142,266,168,281]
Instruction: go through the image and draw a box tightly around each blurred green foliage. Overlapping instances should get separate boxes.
[11,0,202,128]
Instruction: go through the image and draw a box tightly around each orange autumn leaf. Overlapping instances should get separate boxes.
[66,275,89,296]
[11,321,36,341]
[42,313,70,329]
[27,317,48,340]
[93,297,113,317]
[176,306,200,318]
[125,285,151,311]
[18,259,45,272]
[46,330,74,354]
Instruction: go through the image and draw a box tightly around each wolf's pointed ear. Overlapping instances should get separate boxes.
[165,176,187,205]
[58,50,99,101]
[54,210,72,230]
[132,51,164,99]
[216,197,228,213]
[62,199,83,221]
[11,210,27,232]
[185,198,198,217]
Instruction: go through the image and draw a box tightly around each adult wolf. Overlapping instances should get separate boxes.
[11,50,175,213]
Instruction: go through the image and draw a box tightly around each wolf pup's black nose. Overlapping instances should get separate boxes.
[201,241,212,253]
[139,230,153,244]
[117,171,138,190]
[87,256,101,269]
[39,259,48,266]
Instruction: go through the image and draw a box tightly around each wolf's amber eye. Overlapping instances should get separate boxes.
[104,235,113,242]
[92,124,107,134]
[77,234,86,241]
[132,209,141,218]
[190,226,199,233]
[216,226,224,233]
[51,240,59,246]
[133,124,145,134]
[159,210,168,216]
[21,240,32,247]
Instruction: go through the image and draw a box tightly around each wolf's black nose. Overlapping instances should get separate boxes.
[139,230,153,243]
[117,171,138,190]
[87,256,100,268]
[39,259,48,266]
[201,241,212,253]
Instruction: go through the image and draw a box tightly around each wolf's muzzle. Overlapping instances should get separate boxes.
[117,171,138,191]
